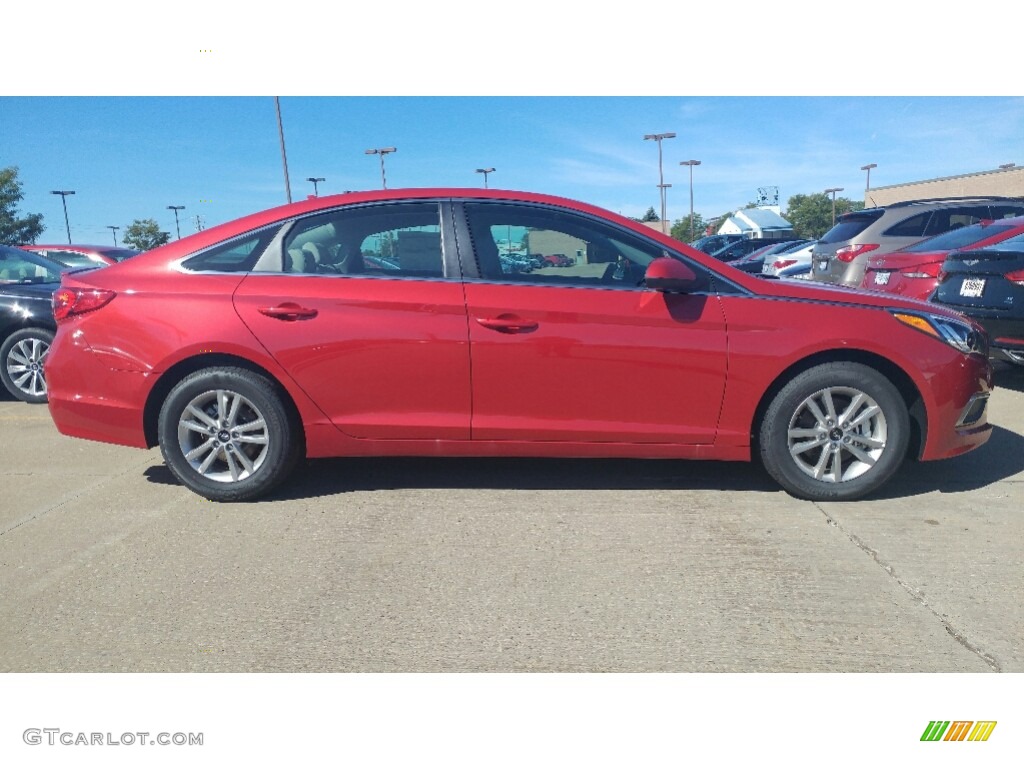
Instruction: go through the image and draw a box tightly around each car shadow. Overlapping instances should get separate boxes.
[144,425,1023,502]
[141,362,1024,503]
[993,361,1024,393]
[145,456,780,499]
[871,424,1024,500]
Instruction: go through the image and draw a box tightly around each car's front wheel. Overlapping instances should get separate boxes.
[157,367,302,502]
[759,362,910,501]
[0,327,54,403]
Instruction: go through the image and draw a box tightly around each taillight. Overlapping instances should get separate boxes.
[901,262,943,279]
[835,243,880,263]
[1005,268,1024,286]
[52,287,116,321]
[772,259,797,270]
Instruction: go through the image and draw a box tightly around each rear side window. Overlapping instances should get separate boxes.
[182,229,277,272]
[883,212,932,237]
[818,211,883,244]
[281,202,445,277]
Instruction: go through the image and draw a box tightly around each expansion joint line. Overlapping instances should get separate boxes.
[812,502,1001,672]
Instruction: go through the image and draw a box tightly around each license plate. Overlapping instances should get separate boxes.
[873,271,891,285]
[960,278,986,297]
[816,260,828,271]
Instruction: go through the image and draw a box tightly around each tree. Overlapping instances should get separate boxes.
[640,206,660,223]
[122,219,171,251]
[670,213,706,243]
[0,166,44,245]
[784,193,864,239]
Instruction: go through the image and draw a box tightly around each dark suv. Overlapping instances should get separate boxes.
[810,197,1024,286]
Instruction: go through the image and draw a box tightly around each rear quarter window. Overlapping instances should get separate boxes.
[818,211,883,244]
[181,229,277,272]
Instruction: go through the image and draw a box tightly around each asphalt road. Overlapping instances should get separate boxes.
[1,363,1022,673]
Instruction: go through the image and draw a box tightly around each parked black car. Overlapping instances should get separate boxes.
[689,233,743,254]
[932,244,1024,366]
[0,245,65,403]
[710,237,795,263]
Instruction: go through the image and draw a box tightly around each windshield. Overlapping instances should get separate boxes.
[902,222,1015,253]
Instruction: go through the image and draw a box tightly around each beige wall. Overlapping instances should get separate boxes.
[866,166,1024,207]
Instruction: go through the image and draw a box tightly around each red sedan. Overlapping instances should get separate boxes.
[46,189,993,502]
[860,216,1024,300]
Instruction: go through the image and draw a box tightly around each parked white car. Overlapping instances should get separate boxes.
[762,241,816,279]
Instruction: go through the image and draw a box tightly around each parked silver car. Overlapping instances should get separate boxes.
[810,197,1024,286]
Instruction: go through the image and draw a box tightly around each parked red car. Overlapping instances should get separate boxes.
[23,244,141,268]
[860,217,1024,300]
[46,189,993,503]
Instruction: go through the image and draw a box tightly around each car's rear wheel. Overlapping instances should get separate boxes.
[157,367,302,502]
[759,362,910,501]
[1,328,54,404]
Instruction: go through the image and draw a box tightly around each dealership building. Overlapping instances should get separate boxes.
[864,165,1024,207]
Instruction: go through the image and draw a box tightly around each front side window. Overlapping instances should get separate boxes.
[282,202,444,278]
[464,202,678,289]
[988,205,1024,220]
[921,206,990,236]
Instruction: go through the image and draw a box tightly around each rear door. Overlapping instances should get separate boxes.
[232,200,473,440]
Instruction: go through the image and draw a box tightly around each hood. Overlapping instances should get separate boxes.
[748,272,956,316]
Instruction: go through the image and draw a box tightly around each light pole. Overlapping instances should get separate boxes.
[274,97,292,203]
[107,225,119,246]
[167,205,186,239]
[825,187,844,226]
[644,132,676,234]
[50,190,75,244]
[679,160,701,242]
[307,177,325,196]
[365,147,397,189]
[860,163,877,194]
[476,167,495,188]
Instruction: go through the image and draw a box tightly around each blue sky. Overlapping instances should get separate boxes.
[6,96,1023,245]
[4,3,1022,244]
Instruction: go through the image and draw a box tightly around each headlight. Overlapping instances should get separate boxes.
[890,311,988,356]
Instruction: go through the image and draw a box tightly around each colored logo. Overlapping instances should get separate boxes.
[921,721,996,742]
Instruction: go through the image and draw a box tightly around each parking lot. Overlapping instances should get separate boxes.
[1,363,1022,673]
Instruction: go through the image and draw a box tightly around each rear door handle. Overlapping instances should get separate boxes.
[258,303,319,321]
[475,315,539,334]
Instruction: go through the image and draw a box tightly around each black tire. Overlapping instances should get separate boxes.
[0,327,54,404]
[759,362,910,501]
[157,367,302,502]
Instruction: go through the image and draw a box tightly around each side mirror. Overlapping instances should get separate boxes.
[645,257,698,293]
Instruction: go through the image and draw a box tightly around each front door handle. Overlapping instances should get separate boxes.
[475,315,539,334]
[258,303,319,321]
